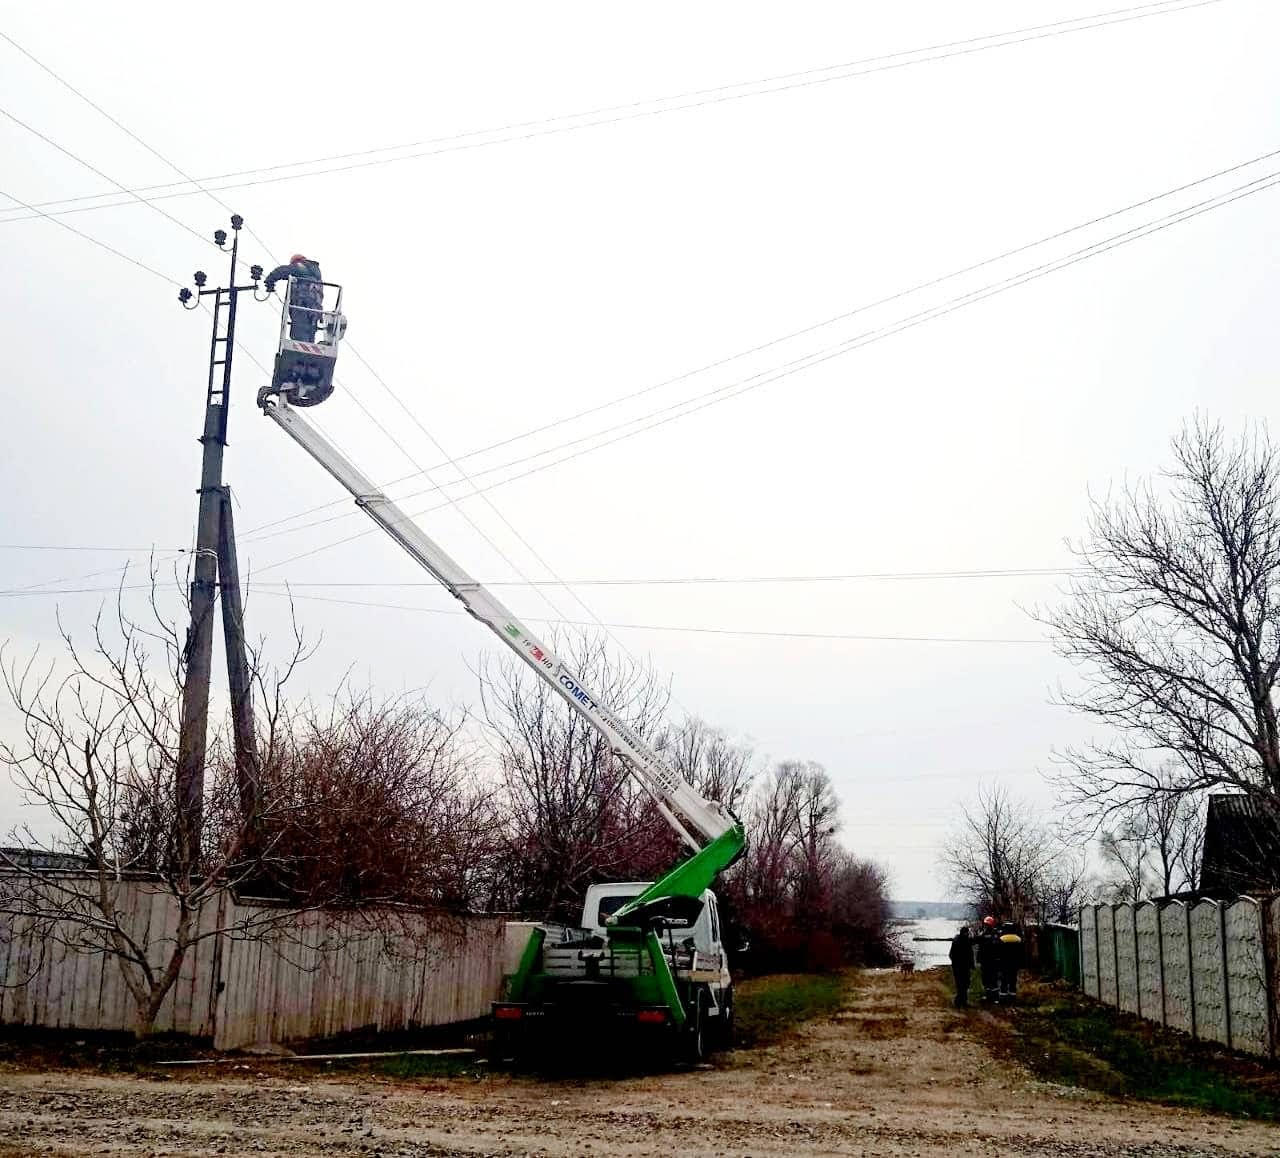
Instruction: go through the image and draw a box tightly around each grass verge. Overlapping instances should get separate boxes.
[734,972,850,1047]
[967,974,1280,1121]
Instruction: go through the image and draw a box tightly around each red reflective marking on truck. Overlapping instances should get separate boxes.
[635,1009,668,1024]
[494,1005,524,1020]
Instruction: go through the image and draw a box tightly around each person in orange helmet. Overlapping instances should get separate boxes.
[977,915,1000,1001]
[264,254,324,341]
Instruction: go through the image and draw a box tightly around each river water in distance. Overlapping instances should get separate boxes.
[895,916,970,969]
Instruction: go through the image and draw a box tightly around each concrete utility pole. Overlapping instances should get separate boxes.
[175,216,265,861]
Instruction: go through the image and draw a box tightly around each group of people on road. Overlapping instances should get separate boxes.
[949,916,1023,1008]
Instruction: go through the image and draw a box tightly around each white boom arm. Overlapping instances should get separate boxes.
[260,395,735,851]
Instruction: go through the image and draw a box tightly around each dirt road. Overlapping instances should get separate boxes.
[1,970,1276,1156]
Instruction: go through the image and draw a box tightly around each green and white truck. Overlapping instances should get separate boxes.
[257,323,748,1063]
[496,878,736,1061]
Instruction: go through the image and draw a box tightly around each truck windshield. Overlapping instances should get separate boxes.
[596,894,641,926]
[596,893,692,928]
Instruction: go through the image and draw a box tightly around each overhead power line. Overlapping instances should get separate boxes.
[246,164,1280,572]
[0,0,1227,224]
[4,29,1270,600]
[0,543,188,553]
[259,589,1048,645]
[0,105,214,248]
[8,154,1277,588]
[3,28,726,709]
[0,582,1045,645]
[0,184,176,286]
[0,565,1081,595]
[4,38,672,713]
[236,141,1280,541]
[247,566,1084,588]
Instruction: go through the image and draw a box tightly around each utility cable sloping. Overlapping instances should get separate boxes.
[245,165,1280,572]
[0,0,1227,222]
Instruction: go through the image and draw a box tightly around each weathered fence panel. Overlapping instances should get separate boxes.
[0,877,507,1049]
[1224,899,1270,1057]
[0,880,224,1038]
[1115,905,1140,1015]
[1097,906,1118,1006]
[1160,901,1194,1036]
[1190,901,1229,1046]
[1135,903,1163,1025]
[1080,907,1099,998]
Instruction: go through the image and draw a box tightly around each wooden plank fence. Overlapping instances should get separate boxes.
[0,878,505,1049]
[1080,898,1279,1058]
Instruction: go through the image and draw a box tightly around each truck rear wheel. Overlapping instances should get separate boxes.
[717,988,735,1050]
[684,990,707,1064]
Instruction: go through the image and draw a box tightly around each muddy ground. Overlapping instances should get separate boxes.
[0,970,1276,1156]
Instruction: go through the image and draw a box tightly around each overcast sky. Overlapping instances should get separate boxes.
[2,0,1278,898]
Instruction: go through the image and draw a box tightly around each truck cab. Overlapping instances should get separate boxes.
[494,883,734,1063]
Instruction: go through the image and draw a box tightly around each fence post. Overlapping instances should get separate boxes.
[1186,903,1197,1040]
[1156,902,1167,1028]
[1095,905,1103,999]
[207,890,226,1043]
[1220,901,1234,1050]
[1112,905,1122,1009]
[1262,897,1280,1060]
[1133,903,1143,1019]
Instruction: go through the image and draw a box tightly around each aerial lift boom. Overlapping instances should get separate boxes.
[256,383,745,921]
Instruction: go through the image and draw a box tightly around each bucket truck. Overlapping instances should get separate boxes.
[256,281,746,1060]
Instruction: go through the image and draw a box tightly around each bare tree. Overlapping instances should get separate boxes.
[0,585,317,1036]
[1142,782,1205,895]
[1174,799,1206,893]
[1043,419,1280,829]
[1097,819,1151,902]
[249,688,498,910]
[724,760,894,969]
[0,579,490,1037]
[478,634,677,921]
[1037,850,1089,924]
[660,716,755,815]
[828,850,894,965]
[940,785,1058,923]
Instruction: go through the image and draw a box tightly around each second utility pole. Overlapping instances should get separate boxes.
[175,215,264,862]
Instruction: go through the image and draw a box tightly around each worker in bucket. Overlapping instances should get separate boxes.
[948,924,974,1009]
[264,254,324,341]
[976,915,1000,1001]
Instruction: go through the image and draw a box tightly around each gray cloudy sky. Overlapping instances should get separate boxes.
[1,0,1277,898]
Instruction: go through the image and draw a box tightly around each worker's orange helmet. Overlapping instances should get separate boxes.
[983,916,996,926]
[289,253,309,264]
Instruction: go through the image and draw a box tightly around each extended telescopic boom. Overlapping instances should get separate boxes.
[257,388,744,913]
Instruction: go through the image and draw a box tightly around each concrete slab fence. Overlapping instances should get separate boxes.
[1080,897,1280,1058]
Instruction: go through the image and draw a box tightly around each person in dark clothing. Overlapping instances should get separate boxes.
[264,254,324,341]
[997,922,1024,1001]
[976,915,1000,1001]
[949,926,974,1008]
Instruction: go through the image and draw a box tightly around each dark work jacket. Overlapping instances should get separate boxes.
[265,259,323,309]
[949,931,973,973]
